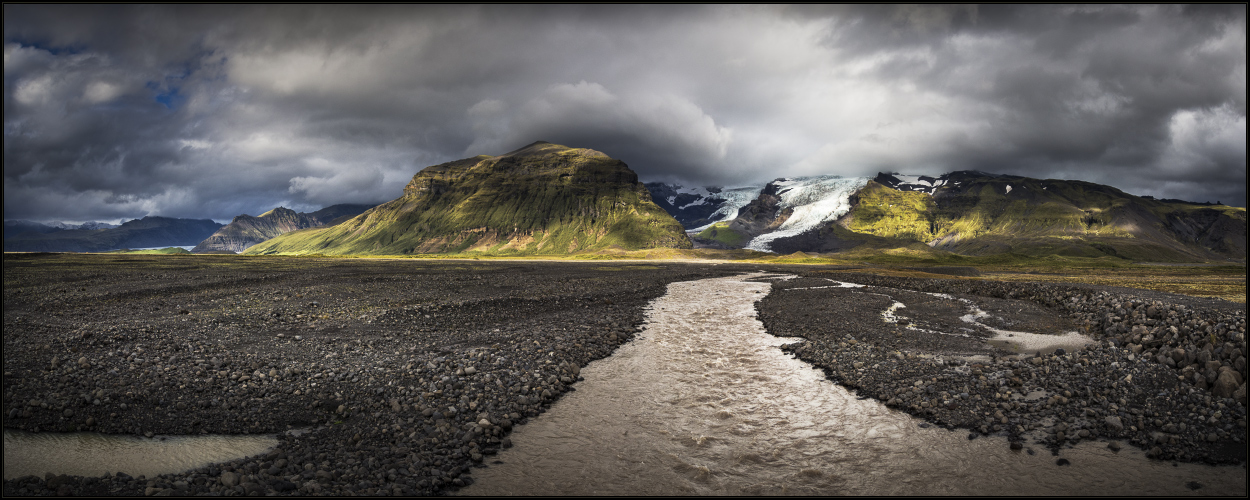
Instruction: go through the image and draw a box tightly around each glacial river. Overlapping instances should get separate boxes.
[3,430,276,480]
[461,274,1246,496]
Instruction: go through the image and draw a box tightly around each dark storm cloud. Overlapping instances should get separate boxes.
[3,5,1245,224]
[791,4,1245,204]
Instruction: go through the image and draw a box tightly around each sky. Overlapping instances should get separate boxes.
[3,5,1246,224]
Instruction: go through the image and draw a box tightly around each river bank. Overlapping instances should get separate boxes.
[2,254,755,495]
[462,274,1245,495]
[757,271,1247,464]
[2,255,1245,495]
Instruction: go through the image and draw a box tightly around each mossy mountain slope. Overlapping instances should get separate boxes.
[245,142,691,255]
[682,171,1244,262]
[192,204,375,254]
[844,172,1246,261]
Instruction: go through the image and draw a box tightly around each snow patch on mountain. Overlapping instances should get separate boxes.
[744,176,870,252]
[874,172,961,194]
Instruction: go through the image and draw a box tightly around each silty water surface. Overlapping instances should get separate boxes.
[462,274,1246,495]
[3,429,276,479]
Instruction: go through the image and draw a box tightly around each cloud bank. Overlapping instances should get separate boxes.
[4,5,1245,223]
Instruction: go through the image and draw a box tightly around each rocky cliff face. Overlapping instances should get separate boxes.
[245,142,691,255]
[191,205,374,254]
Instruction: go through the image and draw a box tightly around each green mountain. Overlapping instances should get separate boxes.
[2,216,222,253]
[845,172,1246,261]
[244,141,691,255]
[679,171,1245,262]
[191,204,375,254]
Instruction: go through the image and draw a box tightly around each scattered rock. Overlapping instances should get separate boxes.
[1104,416,1124,433]
[219,471,239,487]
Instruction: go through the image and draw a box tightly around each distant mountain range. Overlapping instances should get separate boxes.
[3,220,119,240]
[3,216,222,253]
[665,171,1246,261]
[245,141,689,255]
[5,146,1244,262]
[191,204,375,253]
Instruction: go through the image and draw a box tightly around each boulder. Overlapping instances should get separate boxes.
[1212,367,1241,398]
[1104,416,1124,433]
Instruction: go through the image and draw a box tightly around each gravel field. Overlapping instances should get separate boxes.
[758,271,1247,464]
[2,255,1245,496]
[2,254,757,496]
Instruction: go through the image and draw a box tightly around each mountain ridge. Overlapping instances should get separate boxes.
[245,141,691,255]
[667,171,1245,262]
[191,204,375,253]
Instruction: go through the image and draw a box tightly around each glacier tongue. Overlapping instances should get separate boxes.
[689,186,766,232]
[744,176,870,252]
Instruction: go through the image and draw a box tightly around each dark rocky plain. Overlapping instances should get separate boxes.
[2,254,755,496]
[2,254,1246,496]
[759,271,1247,464]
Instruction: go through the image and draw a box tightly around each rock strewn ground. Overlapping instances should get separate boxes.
[4,256,1244,496]
[757,271,1247,464]
[2,254,759,496]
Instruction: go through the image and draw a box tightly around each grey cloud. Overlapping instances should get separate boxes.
[3,4,1245,224]
[780,5,1246,205]
[464,82,733,184]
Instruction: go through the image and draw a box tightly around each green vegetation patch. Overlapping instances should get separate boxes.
[105,247,192,255]
[845,181,938,241]
[694,222,749,247]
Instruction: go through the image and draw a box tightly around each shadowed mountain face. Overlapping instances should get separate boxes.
[644,183,763,230]
[245,142,691,255]
[678,171,1246,261]
[191,204,375,254]
[2,217,222,253]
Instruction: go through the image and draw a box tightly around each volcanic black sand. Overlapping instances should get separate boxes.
[2,254,1245,496]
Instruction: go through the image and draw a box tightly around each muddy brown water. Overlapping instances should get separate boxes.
[2,430,277,480]
[461,274,1246,496]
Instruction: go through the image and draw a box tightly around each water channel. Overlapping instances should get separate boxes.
[3,274,1245,493]
[461,274,1247,495]
[3,430,276,480]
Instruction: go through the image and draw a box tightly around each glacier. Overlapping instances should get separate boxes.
[688,186,766,232]
[744,176,870,253]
